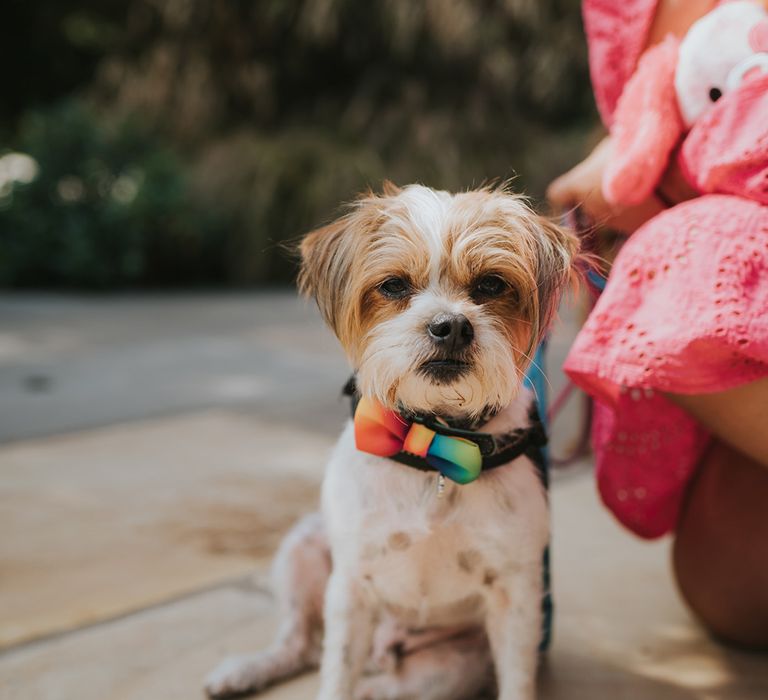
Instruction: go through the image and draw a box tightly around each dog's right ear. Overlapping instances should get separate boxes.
[297,216,355,335]
[298,189,391,341]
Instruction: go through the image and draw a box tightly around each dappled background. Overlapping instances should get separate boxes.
[1,0,594,289]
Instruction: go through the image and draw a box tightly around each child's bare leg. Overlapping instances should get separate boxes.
[667,376,768,468]
[355,629,492,700]
[673,440,768,649]
[666,379,768,647]
[205,513,330,697]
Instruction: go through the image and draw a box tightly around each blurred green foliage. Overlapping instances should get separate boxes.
[3,0,595,288]
[0,103,226,287]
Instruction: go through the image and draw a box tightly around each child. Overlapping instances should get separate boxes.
[549,0,768,648]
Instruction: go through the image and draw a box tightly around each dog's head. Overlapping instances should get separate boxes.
[298,183,579,419]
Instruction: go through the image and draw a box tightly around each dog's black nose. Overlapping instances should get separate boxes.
[427,313,474,351]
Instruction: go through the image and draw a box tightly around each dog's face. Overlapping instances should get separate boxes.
[299,184,578,419]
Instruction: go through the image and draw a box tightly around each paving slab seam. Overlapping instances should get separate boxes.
[0,573,271,658]
[0,404,326,447]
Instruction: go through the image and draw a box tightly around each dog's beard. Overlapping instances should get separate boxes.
[355,294,523,420]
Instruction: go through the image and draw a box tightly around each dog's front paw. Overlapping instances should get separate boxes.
[205,655,263,698]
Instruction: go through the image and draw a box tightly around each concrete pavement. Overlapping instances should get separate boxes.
[0,293,349,442]
[0,293,765,700]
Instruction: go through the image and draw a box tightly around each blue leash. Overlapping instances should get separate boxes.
[526,245,608,651]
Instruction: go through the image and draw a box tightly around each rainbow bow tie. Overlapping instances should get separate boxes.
[353,396,482,484]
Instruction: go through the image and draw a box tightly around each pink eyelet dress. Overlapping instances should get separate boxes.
[564,0,768,538]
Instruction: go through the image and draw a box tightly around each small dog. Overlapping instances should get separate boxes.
[205,184,579,700]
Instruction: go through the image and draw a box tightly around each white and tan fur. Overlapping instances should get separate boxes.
[205,184,579,700]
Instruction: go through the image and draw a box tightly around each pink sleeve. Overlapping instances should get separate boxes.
[680,73,768,204]
[583,0,661,126]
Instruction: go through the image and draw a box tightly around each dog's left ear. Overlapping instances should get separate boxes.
[531,214,581,344]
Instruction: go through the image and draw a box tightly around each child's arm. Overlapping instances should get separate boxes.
[645,0,718,48]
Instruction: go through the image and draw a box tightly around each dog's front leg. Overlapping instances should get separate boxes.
[317,568,376,700]
[485,569,542,700]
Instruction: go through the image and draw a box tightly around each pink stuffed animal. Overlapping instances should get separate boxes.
[604,0,768,206]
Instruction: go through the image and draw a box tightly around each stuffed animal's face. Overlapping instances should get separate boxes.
[603,0,768,207]
[676,1,768,127]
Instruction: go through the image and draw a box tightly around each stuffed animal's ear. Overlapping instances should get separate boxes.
[603,36,684,207]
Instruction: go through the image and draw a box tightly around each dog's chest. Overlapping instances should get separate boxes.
[326,451,545,628]
[357,508,507,627]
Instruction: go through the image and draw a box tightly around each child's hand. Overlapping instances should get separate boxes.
[546,136,666,234]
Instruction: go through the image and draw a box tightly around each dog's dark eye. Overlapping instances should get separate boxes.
[472,275,507,300]
[379,276,410,299]
[709,87,723,102]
